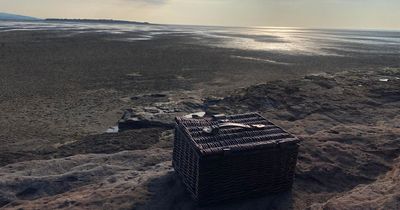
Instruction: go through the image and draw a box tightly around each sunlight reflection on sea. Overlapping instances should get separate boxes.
[1,20,399,56]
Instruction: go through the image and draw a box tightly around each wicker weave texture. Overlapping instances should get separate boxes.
[175,113,299,156]
[173,113,300,205]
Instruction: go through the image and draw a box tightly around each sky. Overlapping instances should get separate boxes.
[1,0,400,29]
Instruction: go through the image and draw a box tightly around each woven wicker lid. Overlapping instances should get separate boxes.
[175,112,300,156]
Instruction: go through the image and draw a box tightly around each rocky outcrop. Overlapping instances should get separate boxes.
[118,109,174,130]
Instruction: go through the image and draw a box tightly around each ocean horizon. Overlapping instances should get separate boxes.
[1,20,400,58]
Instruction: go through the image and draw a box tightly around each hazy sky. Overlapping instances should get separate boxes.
[1,0,400,29]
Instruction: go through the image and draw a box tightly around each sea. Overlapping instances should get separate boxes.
[1,20,400,57]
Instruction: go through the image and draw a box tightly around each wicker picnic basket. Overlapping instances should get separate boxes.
[173,112,300,205]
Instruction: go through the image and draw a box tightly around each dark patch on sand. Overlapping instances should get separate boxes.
[56,128,165,157]
[0,128,166,167]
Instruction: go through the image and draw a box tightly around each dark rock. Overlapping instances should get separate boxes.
[118,109,174,131]
[58,200,77,209]
[0,192,13,208]
[65,176,78,182]
[369,89,400,103]
[121,108,135,120]
[327,130,340,134]
[107,177,117,183]
[143,107,160,114]
[131,93,167,101]
[305,75,337,89]
[16,187,38,199]
[203,97,223,106]
[118,118,174,130]
[148,93,167,98]
[284,86,300,94]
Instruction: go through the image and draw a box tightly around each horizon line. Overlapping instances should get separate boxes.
[2,11,400,32]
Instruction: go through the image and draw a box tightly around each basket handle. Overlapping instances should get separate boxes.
[203,123,266,134]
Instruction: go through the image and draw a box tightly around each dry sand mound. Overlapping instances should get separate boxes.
[311,157,400,210]
[0,149,172,210]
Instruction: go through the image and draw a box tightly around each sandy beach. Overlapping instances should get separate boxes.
[0,24,399,209]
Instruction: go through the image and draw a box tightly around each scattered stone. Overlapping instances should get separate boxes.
[131,93,168,101]
[143,107,160,114]
[105,126,119,134]
[183,112,206,119]
[0,192,13,208]
[118,118,174,131]
[118,109,174,131]
[148,94,167,98]
[284,86,300,94]
[305,75,337,89]
[126,73,142,77]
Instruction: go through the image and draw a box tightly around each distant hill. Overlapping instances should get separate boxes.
[45,18,150,25]
[0,12,39,21]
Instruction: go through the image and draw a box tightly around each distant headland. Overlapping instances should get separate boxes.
[0,12,40,21]
[45,18,150,25]
[0,12,151,25]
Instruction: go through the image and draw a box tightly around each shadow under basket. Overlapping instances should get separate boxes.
[172,112,300,206]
